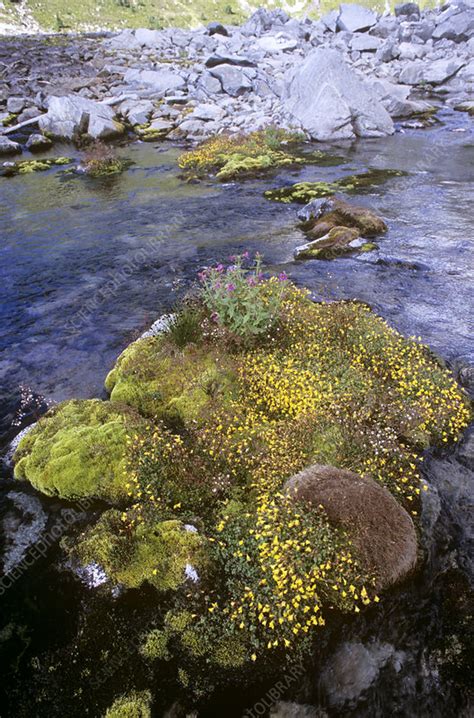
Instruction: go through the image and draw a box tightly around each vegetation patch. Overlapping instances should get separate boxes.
[1,157,72,178]
[15,255,471,695]
[14,399,146,502]
[104,690,152,718]
[177,128,308,181]
[264,169,407,204]
[82,141,129,177]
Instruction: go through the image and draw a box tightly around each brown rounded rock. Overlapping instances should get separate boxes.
[306,198,387,239]
[285,464,418,591]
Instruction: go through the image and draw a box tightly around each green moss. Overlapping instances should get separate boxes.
[104,690,152,718]
[13,399,144,502]
[213,634,247,668]
[139,629,171,661]
[74,510,209,591]
[2,113,18,127]
[216,152,301,181]
[178,128,307,181]
[265,181,337,203]
[2,157,73,178]
[105,336,238,423]
[265,169,407,204]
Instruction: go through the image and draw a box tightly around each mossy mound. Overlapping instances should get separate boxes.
[13,399,145,503]
[285,464,418,591]
[104,690,152,718]
[177,128,308,181]
[264,169,406,204]
[265,180,337,203]
[73,509,209,591]
[1,157,72,178]
[105,336,238,423]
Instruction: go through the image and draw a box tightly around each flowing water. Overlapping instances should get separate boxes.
[0,109,473,716]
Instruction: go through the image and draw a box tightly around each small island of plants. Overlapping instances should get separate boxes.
[13,254,471,709]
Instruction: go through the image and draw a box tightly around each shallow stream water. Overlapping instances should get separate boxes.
[0,109,473,717]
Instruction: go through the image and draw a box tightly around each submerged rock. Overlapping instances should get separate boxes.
[25,133,53,152]
[319,641,402,706]
[1,492,47,574]
[285,464,418,590]
[283,49,394,141]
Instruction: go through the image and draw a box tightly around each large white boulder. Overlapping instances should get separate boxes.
[39,95,124,140]
[283,48,394,141]
[337,3,378,33]
[123,68,186,94]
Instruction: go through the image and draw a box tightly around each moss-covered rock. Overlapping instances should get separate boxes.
[304,198,387,239]
[105,336,238,423]
[264,181,337,203]
[285,464,418,591]
[265,170,406,204]
[104,690,152,718]
[74,509,210,591]
[177,128,307,181]
[13,399,144,503]
[1,157,72,178]
[295,226,360,260]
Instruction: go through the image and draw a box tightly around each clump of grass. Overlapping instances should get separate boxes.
[82,141,127,177]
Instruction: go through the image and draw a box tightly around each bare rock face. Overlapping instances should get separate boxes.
[285,464,418,591]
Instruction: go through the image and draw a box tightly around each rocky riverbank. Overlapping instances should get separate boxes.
[1,2,473,156]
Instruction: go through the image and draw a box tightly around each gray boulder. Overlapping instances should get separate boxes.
[337,3,378,33]
[207,21,228,37]
[241,8,289,37]
[395,3,420,18]
[257,33,299,53]
[209,65,254,96]
[283,48,394,141]
[433,7,474,42]
[321,9,339,33]
[39,95,125,140]
[0,136,22,156]
[423,57,466,84]
[118,99,154,126]
[123,68,186,94]
[320,641,401,706]
[25,133,53,152]
[350,34,383,52]
[7,96,27,114]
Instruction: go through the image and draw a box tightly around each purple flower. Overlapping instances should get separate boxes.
[247,276,257,286]
[211,311,219,323]
[242,251,250,259]
[229,255,236,262]
[216,263,225,273]
[226,283,236,292]
[278,272,288,282]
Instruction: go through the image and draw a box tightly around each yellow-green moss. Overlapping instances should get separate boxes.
[13,399,144,502]
[105,336,238,423]
[104,690,152,718]
[178,128,306,181]
[74,510,210,591]
[139,629,171,661]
